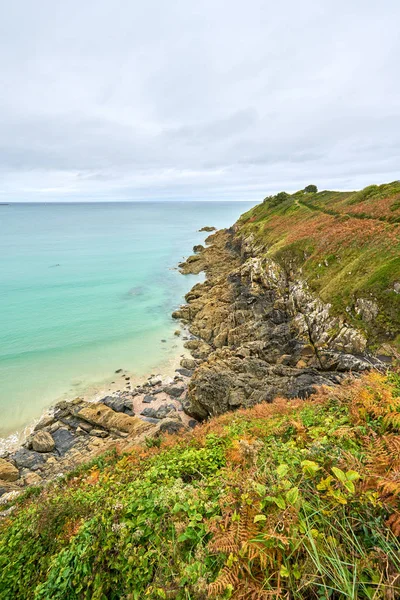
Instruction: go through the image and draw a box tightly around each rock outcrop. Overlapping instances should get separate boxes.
[0,459,19,482]
[174,229,378,420]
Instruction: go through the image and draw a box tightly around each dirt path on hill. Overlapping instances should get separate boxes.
[295,198,389,222]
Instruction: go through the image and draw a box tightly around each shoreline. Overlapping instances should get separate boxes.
[0,329,192,455]
[0,221,221,502]
[0,329,197,503]
[0,338,189,458]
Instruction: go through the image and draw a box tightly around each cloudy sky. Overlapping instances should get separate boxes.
[1,0,399,202]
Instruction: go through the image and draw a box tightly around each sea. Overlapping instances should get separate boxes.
[0,200,252,445]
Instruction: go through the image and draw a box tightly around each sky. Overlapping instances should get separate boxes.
[0,0,399,202]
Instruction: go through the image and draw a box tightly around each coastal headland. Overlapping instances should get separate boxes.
[1,183,399,505]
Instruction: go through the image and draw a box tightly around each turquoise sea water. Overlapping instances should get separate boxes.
[0,201,252,440]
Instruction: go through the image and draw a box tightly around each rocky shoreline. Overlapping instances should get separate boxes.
[0,221,387,509]
[173,226,385,420]
[0,365,199,509]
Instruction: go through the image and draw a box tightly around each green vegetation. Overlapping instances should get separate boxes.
[239,181,400,348]
[1,372,400,599]
[304,184,318,193]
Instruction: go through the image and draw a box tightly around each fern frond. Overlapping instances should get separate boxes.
[387,512,400,536]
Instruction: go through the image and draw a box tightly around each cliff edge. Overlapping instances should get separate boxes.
[174,182,400,419]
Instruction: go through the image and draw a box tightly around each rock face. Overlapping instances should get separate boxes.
[355,298,379,322]
[52,428,78,455]
[174,229,378,420]
[12,448,45,470]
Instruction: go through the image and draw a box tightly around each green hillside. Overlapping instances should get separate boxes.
[239,182,400,349]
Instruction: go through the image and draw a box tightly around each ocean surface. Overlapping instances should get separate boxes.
[0,201,252,441]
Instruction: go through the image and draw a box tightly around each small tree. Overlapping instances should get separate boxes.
[304,184,318,193]
[275,191,289,202]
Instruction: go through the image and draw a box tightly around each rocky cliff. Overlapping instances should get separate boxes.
[173,183,400,419]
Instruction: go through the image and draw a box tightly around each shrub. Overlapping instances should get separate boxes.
[1,374,400,598]
[304,184,318,193]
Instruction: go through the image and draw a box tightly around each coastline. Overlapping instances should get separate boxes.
[0,334,190,455]
[0,324,197,503]
[1,210,389,504]
[0,220,222,502]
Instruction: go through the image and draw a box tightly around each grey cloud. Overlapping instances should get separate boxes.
[0,0,399,201]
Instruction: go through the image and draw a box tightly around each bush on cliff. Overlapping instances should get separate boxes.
[304,184,318,193]
[0,372,400,599]
[262,191,291,208]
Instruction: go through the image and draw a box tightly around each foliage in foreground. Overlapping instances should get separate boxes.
[1,372,400,599]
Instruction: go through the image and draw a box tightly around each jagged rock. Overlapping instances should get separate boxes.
[355,298,379,322]
[11,448,45,471]
[0,459,19,482]
[158,417,185,434]
[164,385,185,398]
[193,244,205,253]
[49,422,61,433]
[140,405,176,419]
[155,404,177,419]
[52,428,78,455]
[173,228,375,421]
[149,376,162,386]
[180,357,196,370]
[102,396,125,412]
[185,355,348,420]
[184,340,200,350]
[0,489,21,504]
[143,395,155,403]
[33,414,55,431]
[77,421,93,433]
[32,431,55,453]
[59,415,89,430]
[179,255,204,275]
[76,426,88,435]
[176,367,193,377]
[199,226,216,232]
[140,407,158,418]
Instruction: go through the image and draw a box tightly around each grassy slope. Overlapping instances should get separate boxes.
[1,372,400,599]
[238,182,400,349]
